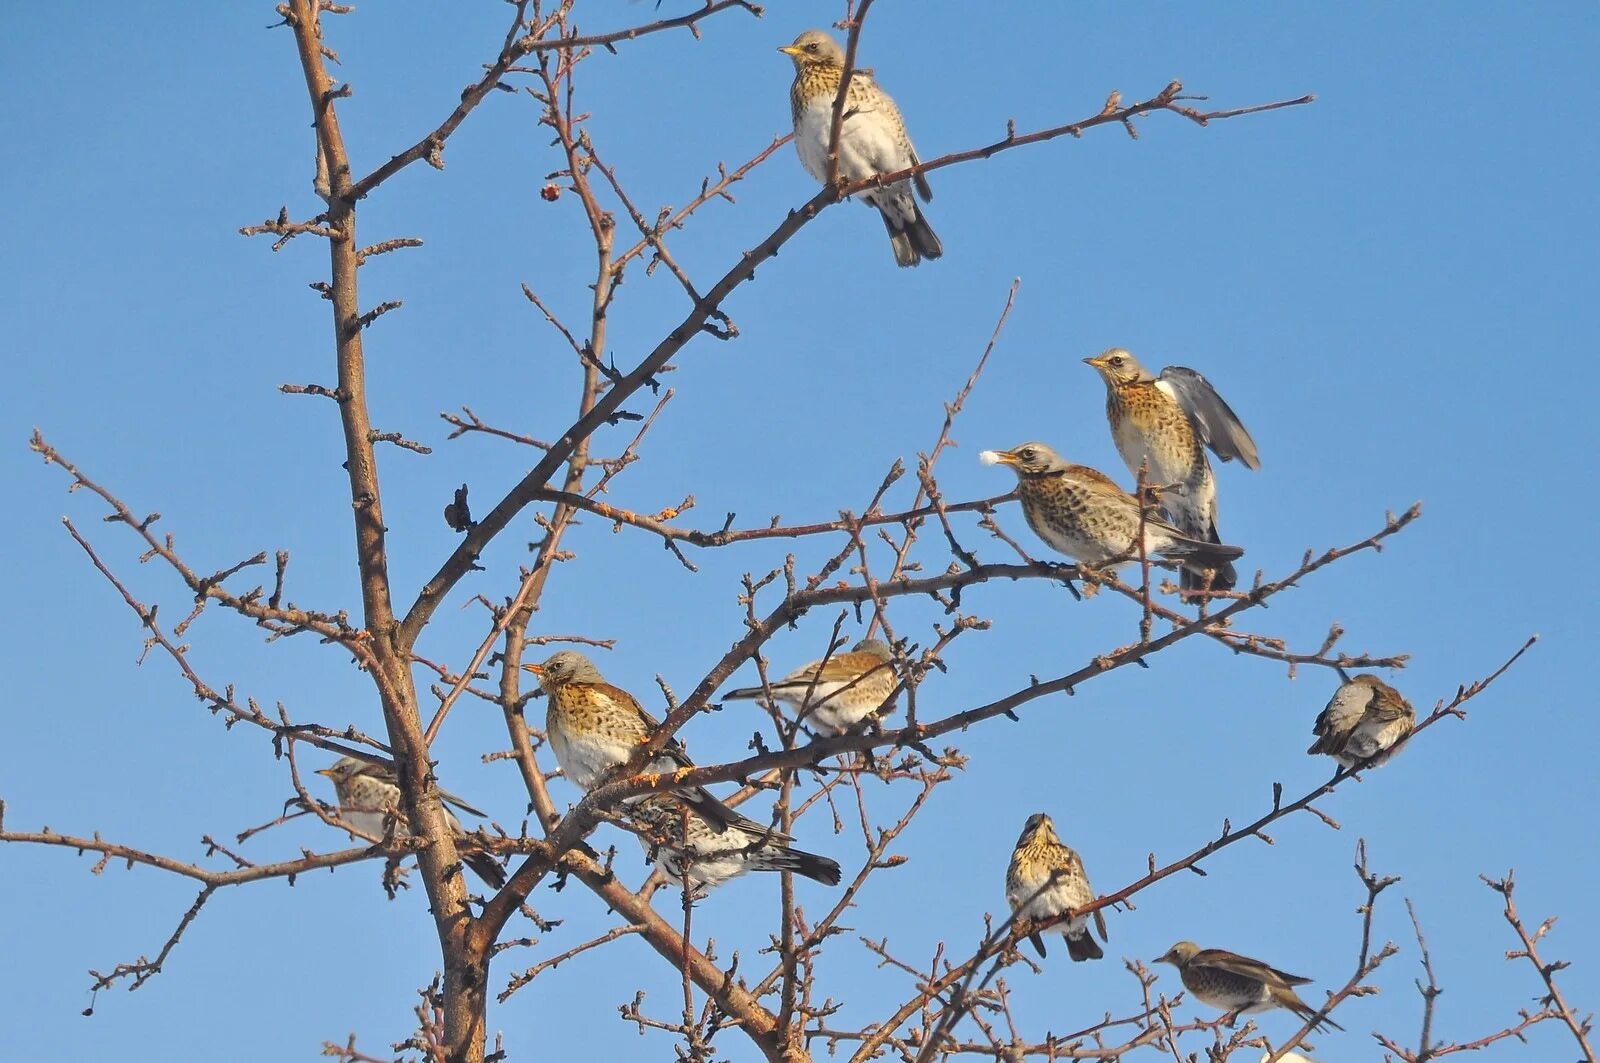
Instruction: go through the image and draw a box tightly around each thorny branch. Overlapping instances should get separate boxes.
[15,7,1567,1063]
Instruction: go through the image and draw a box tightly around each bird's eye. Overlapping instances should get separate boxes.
[805,42,818,52]
[1020,448,1035,460]
[1109,356,1124,367]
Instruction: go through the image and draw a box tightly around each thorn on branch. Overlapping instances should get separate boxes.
[280,382,345,401]
[369,430,432,455]
[357,300,403,330]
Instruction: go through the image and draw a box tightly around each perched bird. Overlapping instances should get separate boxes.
[315,756,506,889]
[523,650,747,833]
[1307,674,1416,770]
[1084,348,1260,594]
[721,638,897,734]
[1006,812,1107,961]
[779,29,942,267]
[627,795,842,898]
[1155,941,1343,1032]
[980,442,1245,589]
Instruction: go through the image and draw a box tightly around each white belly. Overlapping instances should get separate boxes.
[794,96,912,190]
[1008,868,1090,937]
[550,728,636,791]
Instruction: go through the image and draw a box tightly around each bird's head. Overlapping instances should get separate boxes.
[1155,940,1202,967]
[314,757,363,785]
[979,442,1066,478]
[1083,347,1151,385]
[778,29,844,69]
[1016,812,1059,848]
[851,638,894,661]
[522,649,604,690]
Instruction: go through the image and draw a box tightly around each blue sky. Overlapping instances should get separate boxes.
[3,2,1596,1059]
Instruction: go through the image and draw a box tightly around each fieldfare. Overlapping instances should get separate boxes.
[1155,941,1343,1032]
[1084,348,1260,594]
[780,29,942,267]
[316,756,506,889]
[626,794,842,898]
[1005,812,1106,961]
[722,638,897,734]
[981,442,1244,589]
[524,650,746,833]
[1307,674,1415,770]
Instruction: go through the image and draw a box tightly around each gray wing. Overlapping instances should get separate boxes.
[1156,367,1261,470]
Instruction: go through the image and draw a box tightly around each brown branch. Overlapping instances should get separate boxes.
[1483,871,1597,1061]
[400,81,1311,651]
[344,1,763,202]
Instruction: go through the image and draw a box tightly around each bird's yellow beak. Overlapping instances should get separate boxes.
[777,44,803,56]
[1083,354,1109,369]
[522,662,544,676]
[314,767,333,777]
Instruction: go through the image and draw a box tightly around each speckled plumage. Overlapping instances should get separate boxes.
[780,29,941,267]
[627,795,842,898]
[1086,349,1259,593]
[1308,674,1415,769]
[316,756,505,889]
[1155,941,1342,1032]
[980,441,1244,589]
[722,638,897,734]
[1006,813,1106,961]
[525,650,746,833]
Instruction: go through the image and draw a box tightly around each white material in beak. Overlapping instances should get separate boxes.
[979,450,1004,465]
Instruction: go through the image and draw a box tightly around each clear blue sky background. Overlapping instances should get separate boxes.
[4,3,1596,1059]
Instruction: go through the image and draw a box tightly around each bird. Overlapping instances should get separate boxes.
[1154,941,1343,1032]
[1307,674,1416,770]
[1084,348,1260,594]
[779,29,942,268]
[523,650,750,834]
[315,756,506,889]
[1006,812,1107,961]
[980,442,1245,589]
[721,638,897,734]
[626,794,842,898]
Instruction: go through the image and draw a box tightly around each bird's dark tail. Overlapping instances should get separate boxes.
[463,851,507,890]
[880,202,943,268]
[1065,930,1105,962]
[1161,530,1244,593]
[755,845,843,886]
[1279,988,1344,1032]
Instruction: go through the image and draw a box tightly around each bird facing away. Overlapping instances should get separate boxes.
[315,757,506,889]
[1006,812,1107,961]
[1084,348,1260,594]
[780,29,942,267]
[980,442,1244,590]
[1307,674,1416,769]
[721,638,897,734]
[524,650,748,834]
[626,794,842,898]
[1155,941,1343,1032]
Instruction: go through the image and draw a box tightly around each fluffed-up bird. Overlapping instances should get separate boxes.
[316,756,506,889]
[1307,674,1415,769]
[1155,941,1343,1032]
[780,29,942,267]
[1084,348,1260,594]
[721,638,896,734]
[1005,812,1107,961]
[627,794,842,898]
[524,650,747,833]
[980,442,1244,589]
